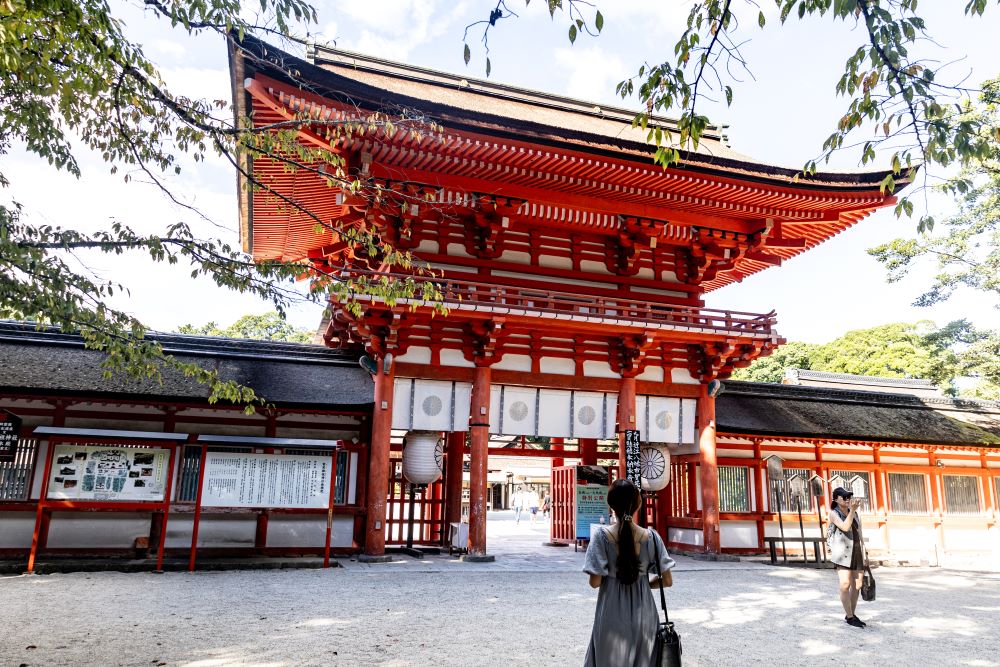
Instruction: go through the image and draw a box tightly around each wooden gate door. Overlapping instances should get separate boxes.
[550,465,576,544]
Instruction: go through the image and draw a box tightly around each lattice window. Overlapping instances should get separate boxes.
[828,470,873,512]
[943,475,981,515]
[888,473,929,514]
[0,438,38,501]
[719,465,751,513]
[175,445,253,502]
[768,467,814,511]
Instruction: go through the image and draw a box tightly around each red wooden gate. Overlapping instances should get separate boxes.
[550,465,576,544]
[385,460,445,545]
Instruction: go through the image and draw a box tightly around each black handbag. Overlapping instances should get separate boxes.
[859,522,876,602]
[650,529,682,667]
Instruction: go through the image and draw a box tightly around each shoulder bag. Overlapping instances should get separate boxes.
[650,528,682,667]
[859,520,876,602]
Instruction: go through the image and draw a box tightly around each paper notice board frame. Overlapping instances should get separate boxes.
[27,431,184,574]
[187,446,342,571]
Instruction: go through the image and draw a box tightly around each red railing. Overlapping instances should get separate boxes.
[339,269,777,337]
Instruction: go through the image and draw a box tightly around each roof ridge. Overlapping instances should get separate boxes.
[787,368,937,387]
[0,320,359,366]
[722,379,1000,412]
[307,43,727,142]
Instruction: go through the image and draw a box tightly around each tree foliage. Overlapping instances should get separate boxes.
[0,0,443,408]
[731,320,1000,397]
[869,77,1000,307]
[475,1,999,229]
[178,312,313,343]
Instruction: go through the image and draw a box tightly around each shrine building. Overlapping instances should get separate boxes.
[2,39,998,570]
[229,36,921,560]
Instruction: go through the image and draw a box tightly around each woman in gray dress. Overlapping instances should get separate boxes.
[583,479,675,666]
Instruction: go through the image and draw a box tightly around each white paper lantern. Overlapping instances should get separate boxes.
[639,444,670,492]
[402,430,443,484]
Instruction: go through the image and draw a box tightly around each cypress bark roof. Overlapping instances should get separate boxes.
[717,380,1000,447]
[0,321,373,409]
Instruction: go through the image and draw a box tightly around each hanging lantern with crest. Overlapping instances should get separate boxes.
[402,430,443,485]
[639,443,671,492]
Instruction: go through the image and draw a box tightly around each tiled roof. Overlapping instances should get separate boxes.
[0,321,373,408]
[717,380,1000,447]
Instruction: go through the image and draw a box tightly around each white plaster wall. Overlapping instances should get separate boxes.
[944,526,992,551]
[579,260,612,275]
[439,349,474,368]
[165,515,256,549]
[499,250,531,265]
[636,366,664,382]
[46,513,151,548]
[445,243,472,258]
[30,440,49,499]
[415,239,438,254]
[820,453,874,463]
[539,357,575,375]
[537,255,573,270]
[492,354,533,372]
[0,512,36,548]
[720,521,758,549]
[670,368,699,385]
[396,346,432,364]
[583,360,618,379]
[266,515,355,548]
[668,528,703,547]
[636,267,655,280]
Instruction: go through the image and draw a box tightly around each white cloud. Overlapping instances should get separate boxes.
[552,46,627,104]
[319,0,469,60]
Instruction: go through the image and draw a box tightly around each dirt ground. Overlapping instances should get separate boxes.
[4,555,1000,666]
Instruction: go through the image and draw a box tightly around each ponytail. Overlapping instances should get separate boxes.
[607,479,641,585]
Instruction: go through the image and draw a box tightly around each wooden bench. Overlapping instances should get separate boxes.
[764,536,826,564]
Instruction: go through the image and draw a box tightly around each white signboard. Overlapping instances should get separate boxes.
[47,445,168,501]
[201,452,334,509]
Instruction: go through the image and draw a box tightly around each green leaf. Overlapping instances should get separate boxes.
[595,10,604,32]
[568,24,577,44]
[463,43,471,65]
[486,57,492,77]
[758,11,766,27]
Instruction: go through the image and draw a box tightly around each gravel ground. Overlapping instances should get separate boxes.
[4,560,1000,667]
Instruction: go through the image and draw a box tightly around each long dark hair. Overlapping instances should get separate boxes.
[607,479,641,585]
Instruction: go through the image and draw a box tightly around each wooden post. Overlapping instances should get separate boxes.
[928,449,945,558]
[323,448,339,568]
[616,376,637,478]
[444,431,465,545]
[872,446,890,552]
[188,445,208,572]
[155,443,178,572]
[550,437,565,468]
[27,438,56,573]
[752,440,765,551]
[698,385,721,554]
[580,438,598,466]
[468,365,492,556]
[364,359,395,556]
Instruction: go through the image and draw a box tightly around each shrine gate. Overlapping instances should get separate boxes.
[230,36,904,558]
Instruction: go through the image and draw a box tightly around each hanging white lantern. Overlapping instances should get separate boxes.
[639,444,671,492]
[402,430,443,485]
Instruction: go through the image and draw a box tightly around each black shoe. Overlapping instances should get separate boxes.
[853,616,867,628]
[845,616,865,628]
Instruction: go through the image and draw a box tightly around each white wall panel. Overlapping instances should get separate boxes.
[538,389,573,438]
[393,379,472,431]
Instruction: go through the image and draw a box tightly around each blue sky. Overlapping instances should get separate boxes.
[7,0,999,341]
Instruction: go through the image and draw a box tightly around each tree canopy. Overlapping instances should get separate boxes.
[730,319,1000,398]
[178,312,313,343]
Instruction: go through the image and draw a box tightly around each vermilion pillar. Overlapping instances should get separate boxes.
[468,365,492,556]
[872,446,890,551]
[580,438,598,466]
[698,385,721,554]
[444,431,466,540]
[551,437,565,468]
[617,376,637,478]
[364,359,395,556]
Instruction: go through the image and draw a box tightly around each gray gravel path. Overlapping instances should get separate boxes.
[4,560,999,667]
